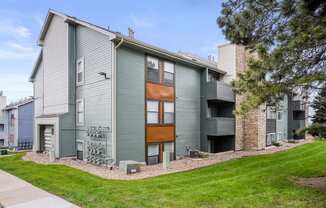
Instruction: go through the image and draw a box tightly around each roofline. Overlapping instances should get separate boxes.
[38,9,115,46]
[4,98,34,110]
[35,9,226,76]
[113,35,226,74]
[29,50,43,82]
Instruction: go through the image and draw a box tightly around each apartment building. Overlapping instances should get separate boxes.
[2,97,34,149]
[0,92,7,146]
[29,10,306,165]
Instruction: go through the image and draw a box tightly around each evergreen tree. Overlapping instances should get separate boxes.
[309,86,326,137]
[312,86,326,124]
[217,0,326,114]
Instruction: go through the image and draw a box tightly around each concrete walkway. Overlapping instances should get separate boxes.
[0,170,79,208]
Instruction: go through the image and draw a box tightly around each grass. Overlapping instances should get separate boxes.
[1,141,326,208]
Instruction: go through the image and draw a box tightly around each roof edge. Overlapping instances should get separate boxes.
[114,35,226,74]
[29,50,43,82]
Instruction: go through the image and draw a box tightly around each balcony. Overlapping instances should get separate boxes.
[292,100,305,111]
[292,120,305,130]
[206,81,235,102]
[205,117,235,136]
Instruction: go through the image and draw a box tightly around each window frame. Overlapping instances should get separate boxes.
[146,56,160,83]
[146,55,175,86]
[277,111,282,120]
[146,100,160,125]
[163,61,175,86]
[76,99,85,126]
[76,57,85,86]
[163,101,175,124]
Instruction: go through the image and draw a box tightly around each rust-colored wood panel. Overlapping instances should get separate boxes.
[146,126,175,143]
[146,83,174,101]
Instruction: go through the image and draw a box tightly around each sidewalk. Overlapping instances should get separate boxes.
[0,170,79,208]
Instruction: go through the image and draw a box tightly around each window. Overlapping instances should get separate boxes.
[163,61,174,85]
[148,144,159,156]
[164,142,175,161]
[147,56,159,83]
[76,57,84,85]
[0,124,4,132]
[147,100,159,124]
[76,99,84,125]
[164,102,174,124]
[10,113,15,127]
[147,144,159,165]
[277,111,282,120]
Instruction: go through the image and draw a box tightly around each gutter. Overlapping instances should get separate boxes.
[110,37,124,166]
[113,35,226,74]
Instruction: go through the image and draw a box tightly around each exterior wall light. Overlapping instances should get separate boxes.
[98,72,110,79]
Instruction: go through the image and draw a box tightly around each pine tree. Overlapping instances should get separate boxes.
[217,0,326,114]
[310,86,326,137]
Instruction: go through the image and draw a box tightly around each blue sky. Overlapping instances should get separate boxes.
[0,0,226,102]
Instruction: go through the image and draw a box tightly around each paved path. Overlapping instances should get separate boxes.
[0,170,79,208]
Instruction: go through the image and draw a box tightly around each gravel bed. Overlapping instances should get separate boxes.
[23,139,312,180]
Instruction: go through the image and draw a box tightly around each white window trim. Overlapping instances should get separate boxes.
[76,57,85,86]
[76,99,85,126]
[147,100,159,124]
[164,101,175,124]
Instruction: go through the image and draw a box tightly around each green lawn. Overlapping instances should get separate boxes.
[1,141,326,208]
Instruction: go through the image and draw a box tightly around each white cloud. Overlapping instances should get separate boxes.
[0,20,32,38]
[130,15,155,28]
[0,42,37,60]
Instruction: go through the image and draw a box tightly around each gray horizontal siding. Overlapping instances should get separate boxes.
[176,63,201,155]
[75,25,113,159]
[116,46,145,163]
[18,102,34,144]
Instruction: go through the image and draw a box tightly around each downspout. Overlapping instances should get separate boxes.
[111,37,124,166]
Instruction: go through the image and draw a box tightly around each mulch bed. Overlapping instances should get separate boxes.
[23,139,312,180]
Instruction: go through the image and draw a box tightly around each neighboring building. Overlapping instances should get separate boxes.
[29,10,307,165]
[0,91,7,147]
[3,97,34,149]
[218,44,308,150]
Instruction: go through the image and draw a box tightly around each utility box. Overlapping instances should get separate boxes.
[119,160,142,174]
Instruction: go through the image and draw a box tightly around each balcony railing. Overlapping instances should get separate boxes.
[205,117,235,136]
[292,120,305,130]
[205,81,235,102]
[292,100,305,111]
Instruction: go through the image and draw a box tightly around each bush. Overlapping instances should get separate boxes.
[308,123,326,138]
[272,141,281,147]
[0,149,8,155]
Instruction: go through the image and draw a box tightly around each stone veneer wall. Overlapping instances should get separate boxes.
[234,45,266,150]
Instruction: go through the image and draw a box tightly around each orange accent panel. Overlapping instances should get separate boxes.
[146,83,174,101]
[146,126,175,143]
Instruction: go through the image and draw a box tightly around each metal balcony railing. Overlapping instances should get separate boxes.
[205,117,235,136]
[205,81,235,102]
